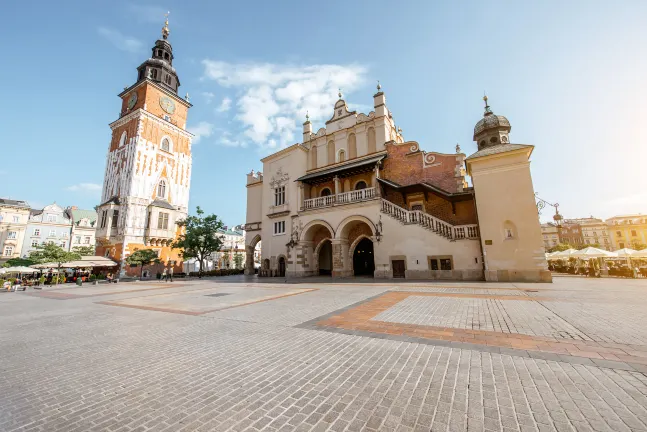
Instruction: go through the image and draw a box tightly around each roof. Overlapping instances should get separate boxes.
[98,197,120,207]
[0,198,30,208]
[70,209,98,224]
[150,199,176,210]
[465,143,534,160]
[473,113,511,139]
[218,229,244,236]
[296,154,385,183]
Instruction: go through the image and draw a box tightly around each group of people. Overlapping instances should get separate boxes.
[161,266,174,282]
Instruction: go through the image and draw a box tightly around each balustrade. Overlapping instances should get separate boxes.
[303,187,376,210]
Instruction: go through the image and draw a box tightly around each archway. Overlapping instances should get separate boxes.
[245,234,261,275]
[317,240,333,276]
[352,237,375,276]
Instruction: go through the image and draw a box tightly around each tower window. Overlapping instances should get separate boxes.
[157,180,167,198]
[161,138,170,152]
[151,69,158,80]
[164,53,170,60]
[490,136,498,143]
[157,50,162,57]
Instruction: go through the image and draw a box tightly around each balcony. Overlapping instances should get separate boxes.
[303,187,376,210]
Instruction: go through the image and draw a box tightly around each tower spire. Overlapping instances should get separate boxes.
[483,93,492,116]
[162,11,170,40]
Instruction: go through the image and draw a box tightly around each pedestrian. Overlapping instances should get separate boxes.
[169,266,174,282]
[162,268,168,282]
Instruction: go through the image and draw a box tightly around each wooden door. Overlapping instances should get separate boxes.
[392,260,406,278]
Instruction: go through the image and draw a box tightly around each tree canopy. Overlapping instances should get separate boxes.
[2,257,36,268]
[72,245,96,256]
[29,242,81,284]
[631,240,647,251]
[125,249,160,277]
[547,243,575,253]
[172,206,224,276]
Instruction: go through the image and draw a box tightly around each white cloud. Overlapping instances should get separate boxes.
[202,92,216,104]
[66,183,102,193]
[97,27,143,53]
[201,60,368,149]
[217,97,232,112]
[188,121,215,144]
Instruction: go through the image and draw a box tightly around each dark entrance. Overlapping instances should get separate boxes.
[392,260,406,278]
[278,257,286,277]
[353,238,375,276]
[318,240,332,276]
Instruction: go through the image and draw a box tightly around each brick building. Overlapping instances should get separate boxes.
[95,17,193,277]
[245,92,549,282]
[558,220,584,247]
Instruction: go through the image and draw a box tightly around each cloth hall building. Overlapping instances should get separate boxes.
[244,89,550,282]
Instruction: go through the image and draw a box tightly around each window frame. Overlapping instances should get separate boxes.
[273,221,286,236]
[157,212,169,230]
[274,186,286,206]
[7,231,17,239]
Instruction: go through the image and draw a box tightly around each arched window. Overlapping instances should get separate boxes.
[310,146,318,169]
[161,138,170,152]
[157,180,167,198]
[320,188,332,197]
[119,131,127,147]
[367,128,376,153]
[151,69,158,80]
[338,149,346,163]
[327,141,335,165]
[355,181,367,190]
[348,133,357,159]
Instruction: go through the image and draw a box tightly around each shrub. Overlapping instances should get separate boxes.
[187,268,244,277]
[89,274,97,282]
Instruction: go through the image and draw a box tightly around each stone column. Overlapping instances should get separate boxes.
[373,163,381,197]
[333,176,340,196]
[331,239,350,277]
[298,240,314,276]
[244,245,255,275]
[297,182,304,211]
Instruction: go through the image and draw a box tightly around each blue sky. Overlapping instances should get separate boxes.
[2,1,646,226]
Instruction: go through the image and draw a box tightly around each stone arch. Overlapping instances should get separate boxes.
[313,238,333,276]
[348,133,357,159]
[245,234,261,275]
[337,148,346,163]
[367,127,376,153]
[349,234,374,257]
[276,254,287,277]
[335,215,376,240]
[327,140,335,165]
[320,187,332,197]
[310,145,318,169]
[301,220,335,241]
[349,234,376,277]
[353,179,368,190]
[503,220,517,240]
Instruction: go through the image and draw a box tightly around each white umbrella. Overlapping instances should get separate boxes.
[632,249,647,258]
[614,248,637,257]
[2,266,40,273]
[551,248,577,258]
[572,247,617,259]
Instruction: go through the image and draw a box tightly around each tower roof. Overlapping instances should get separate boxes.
[134,13,180,94]
[473,95,511,140]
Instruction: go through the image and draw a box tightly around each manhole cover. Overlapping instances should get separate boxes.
[205,293,231,297]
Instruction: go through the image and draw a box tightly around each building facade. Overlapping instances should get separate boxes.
[606,214,647,250]
[94,18,193,276]
[0,198,31,262]
[577,217,611,250]
[540,223,559,251]
[21,203,73,257]
[558,220,584,247]
[245,90,549,282]
[66,207,98,252]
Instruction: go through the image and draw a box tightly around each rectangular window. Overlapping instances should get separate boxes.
[100,210,108,228]
[4,246,13,256]
[157,212,169,229]
[34,228,40,236]
[273,221,286,235]
[111,210,119,228]
[619,242,625,248]
[7,231,16,239]
[84,236,91,244]
[59,242,65,248]
[440,259,452,270]
[49,230,56,237]
[274,186,285,206]
[616,231,622,237]
[62,231,68,238]
[631,230,637,237]
[12,216,19,223]
[75,236,81,244]
[429,259,439,270]
[31,240,38,247]
[47,214,56,222]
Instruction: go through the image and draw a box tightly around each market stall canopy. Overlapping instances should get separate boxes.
[614,248,637,258]
[550,249,577,259]
[572,247,617,259]
[1,266,40,273]
[30,256,118,269]
[632,249,647,258]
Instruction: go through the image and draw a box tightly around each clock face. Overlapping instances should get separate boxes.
[159,96,176,114]
[127,92,138,109]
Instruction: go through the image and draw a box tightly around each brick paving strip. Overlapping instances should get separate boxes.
[297,291,647,374]
[96,288,318,316]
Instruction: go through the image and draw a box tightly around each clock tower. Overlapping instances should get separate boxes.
[95,16,193,277]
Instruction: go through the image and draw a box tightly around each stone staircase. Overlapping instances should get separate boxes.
[380,199,479,241]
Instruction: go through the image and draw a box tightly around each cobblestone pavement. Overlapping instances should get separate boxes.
[1,276,647,432]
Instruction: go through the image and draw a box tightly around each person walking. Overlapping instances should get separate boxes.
[162,268,168,282]
[169,266,174,282]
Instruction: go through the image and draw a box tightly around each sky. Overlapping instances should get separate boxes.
[2,1,646,226]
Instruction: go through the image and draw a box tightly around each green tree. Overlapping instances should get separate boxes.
[125,249,160,278]
[172,206,224,277]
[2,257,35,268]
[72,245,96,256]
[29,242,81,285]
[233,251,243,269]
[548,243,574,253]
[631,240,647,250]
[580,243,601,249]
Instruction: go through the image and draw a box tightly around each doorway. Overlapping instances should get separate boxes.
[278,256,286,277]
[318,240,332,276]
[353,238,375,276]
[392,260,406,278]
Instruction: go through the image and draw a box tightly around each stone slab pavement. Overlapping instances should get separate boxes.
[0,275,646,432]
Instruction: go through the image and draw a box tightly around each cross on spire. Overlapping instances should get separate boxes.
[162,11,170,39]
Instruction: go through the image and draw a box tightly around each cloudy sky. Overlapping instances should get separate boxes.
[2,1,647,225]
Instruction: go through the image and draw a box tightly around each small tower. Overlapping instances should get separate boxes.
[302,111,312,142]
[465,96,550,283]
